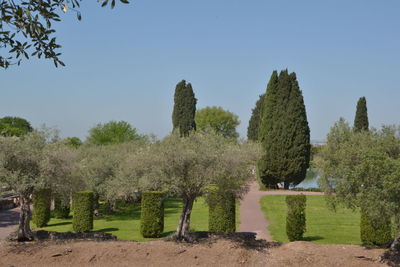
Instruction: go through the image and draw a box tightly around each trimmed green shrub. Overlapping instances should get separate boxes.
[54,197,70,219]
[360,209,392,246]
[72,190,94,233]
[32,188,51,227]
[140,191,165,238]
[286,194,306,241]
[208,189,236,233]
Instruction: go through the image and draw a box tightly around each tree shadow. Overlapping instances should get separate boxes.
[164,231,282,251]
[301,235,324,242]
[47,221,71,227]
[97,227,119,232]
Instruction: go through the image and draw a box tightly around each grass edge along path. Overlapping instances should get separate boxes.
[260,195,362,245]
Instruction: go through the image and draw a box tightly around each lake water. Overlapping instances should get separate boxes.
[292,169,320,189]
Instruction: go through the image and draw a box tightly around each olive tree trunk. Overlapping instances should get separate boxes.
[175,197,195,240]
[17,196,33,241]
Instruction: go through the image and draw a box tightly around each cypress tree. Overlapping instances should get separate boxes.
[172,80,197,136]
[354,97,369,132]
[258,70,310,189]
[247,93,265,141]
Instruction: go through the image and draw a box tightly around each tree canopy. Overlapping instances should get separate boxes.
[0,0,129,68]
[172,80,197,137]
[86,120,145,145]
[195,106,240,140]
[258,70,310,189]
[247,93,265,141]
[317,119,400,248]
[0,116,33,137]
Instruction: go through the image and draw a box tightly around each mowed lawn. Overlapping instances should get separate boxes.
[36,197,240,241]
[260,195,361,244]
[35,197,210,241]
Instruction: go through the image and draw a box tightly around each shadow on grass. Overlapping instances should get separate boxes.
[301,235,324,242]
[97,227,119,232]
[47,221,72,227]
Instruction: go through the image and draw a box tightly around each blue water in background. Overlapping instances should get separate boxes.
[293,169,319,189]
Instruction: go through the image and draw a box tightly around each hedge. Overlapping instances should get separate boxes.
[286,194,306,241]
[32,188,52,227]
[360,209,392,246]
[72,190,94,233]
[140,191,165,238]
[208,189,236,233]
[54,197,70,219]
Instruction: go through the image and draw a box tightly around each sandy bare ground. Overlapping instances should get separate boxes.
[239,180,323,240]
[0,238,388,267]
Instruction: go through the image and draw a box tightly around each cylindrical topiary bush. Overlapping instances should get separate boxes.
[54,197,70,219]
[72,190,94,233]
[32,188,52,227]
[360,209,392,246]
[208,189,236,233]
[286,194,306,241]
[140,191,165,238]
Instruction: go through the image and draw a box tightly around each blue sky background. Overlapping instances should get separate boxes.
[1,0,399,141]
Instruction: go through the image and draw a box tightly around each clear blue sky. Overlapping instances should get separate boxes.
[2,0,399,141]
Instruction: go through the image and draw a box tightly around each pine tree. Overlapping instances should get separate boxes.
[172,80,197,136]
[247,93,265,141]
[354,97,369,132]
[258,70,310,189]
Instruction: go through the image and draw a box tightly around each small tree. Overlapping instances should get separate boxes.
[72,190,94,232]
[32,188,51,227]
[317,119,400,250]
[0,131,78,241]
[195,106,240,140]
[286,195,306,241]
[136,132,259,240]
[172,80,197,136]
[140,191,165,238]
[354,97,369,132]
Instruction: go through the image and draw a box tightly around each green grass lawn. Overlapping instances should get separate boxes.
[260,195,361,244]
[35,197,240,241]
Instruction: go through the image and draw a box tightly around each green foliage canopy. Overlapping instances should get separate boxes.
[258,70,310,189]
[317,119,400,243]
[0,0,129,68]
[172,80,197,137]
[87,120,145,145]
[195,106,240,140]
[247,94,265,141]
[354,96,369,132]
[0,116,32,137]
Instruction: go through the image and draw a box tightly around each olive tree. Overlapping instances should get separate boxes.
[317,118,400,249]
[135,132,260,240]
[0,131,78,241]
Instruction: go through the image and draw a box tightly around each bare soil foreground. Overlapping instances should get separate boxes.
[0,238,389,267]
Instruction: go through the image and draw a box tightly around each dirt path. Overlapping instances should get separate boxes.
[0,239,388,267]
[0,207,20,241]
[238,180,323,241]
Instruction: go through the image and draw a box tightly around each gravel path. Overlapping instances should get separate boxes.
[238,180,323,241]
[0,207,20,241]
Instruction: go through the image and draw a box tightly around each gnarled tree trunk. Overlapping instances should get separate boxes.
[175,197,195,240]
[17,196,33,241]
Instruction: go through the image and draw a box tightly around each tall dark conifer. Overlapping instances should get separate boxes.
[258,70,310,189]
[172,80,197,136]
[354,97,369,132]
[247,93,265,141]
